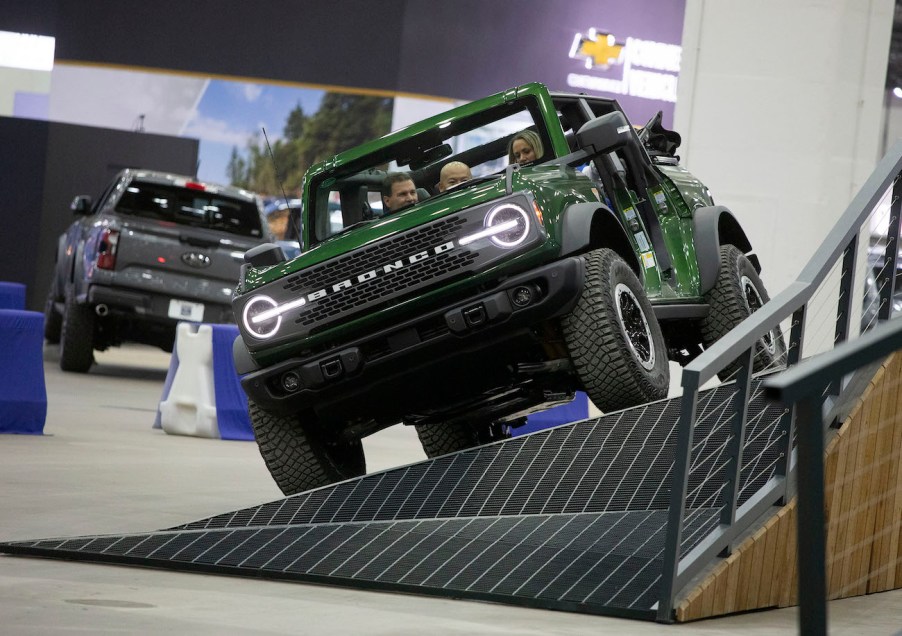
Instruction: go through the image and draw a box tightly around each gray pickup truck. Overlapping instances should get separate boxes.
[44,169,272,372]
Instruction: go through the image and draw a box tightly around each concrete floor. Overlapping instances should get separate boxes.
[2,345,902,635]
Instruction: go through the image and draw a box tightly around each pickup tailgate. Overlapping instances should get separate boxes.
[109,218,256,307]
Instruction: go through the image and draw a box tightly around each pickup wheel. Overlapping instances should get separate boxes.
[701,244,787,380]
[43,276,62,344]
[414,421,509,458]
[249,401,366,495]
[561,248,669,413]
[59,287,95,372]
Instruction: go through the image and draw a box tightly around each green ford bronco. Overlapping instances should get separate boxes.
[233,82,784,495]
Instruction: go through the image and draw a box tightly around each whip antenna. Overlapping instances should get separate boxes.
[262,127,302,245]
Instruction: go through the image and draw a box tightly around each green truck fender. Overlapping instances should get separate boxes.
[558,202,641,275]
[693,205,759,295]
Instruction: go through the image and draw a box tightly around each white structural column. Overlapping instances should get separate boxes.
[675,0,894,295]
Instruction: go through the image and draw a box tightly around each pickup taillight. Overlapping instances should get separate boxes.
[96,228,120,270]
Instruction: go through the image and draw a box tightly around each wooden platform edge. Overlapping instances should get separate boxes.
[674,352,902,622]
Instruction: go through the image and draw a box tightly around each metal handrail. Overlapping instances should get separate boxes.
[685,139,902,388]
[763,314,902,635]
[655,139,902,622]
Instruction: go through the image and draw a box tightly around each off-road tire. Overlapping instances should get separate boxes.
[43,276,62,344]
[249,400,366,495]
[561,248,669,413]
[413,420,511,458]
[59,286,95,372]
[414,420,510,458]
[700,244,787,380]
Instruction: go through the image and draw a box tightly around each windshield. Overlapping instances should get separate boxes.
[307,96,551,243]
[115,182,264,238]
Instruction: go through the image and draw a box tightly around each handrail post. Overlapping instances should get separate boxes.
[786,305,807,369]
[777,306,806,503]
[830,236,858,396]
[878,175,902,321]
[656,372,700,622]
[794,392,829,636]
[834,235,858,348]
[718,348,753,541]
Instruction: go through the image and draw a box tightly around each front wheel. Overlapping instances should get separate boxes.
[700,244,787,381]
[249,401,366,495]
[561,248,669,413]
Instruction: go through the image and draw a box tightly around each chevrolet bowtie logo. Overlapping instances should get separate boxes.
[570,29,624,70]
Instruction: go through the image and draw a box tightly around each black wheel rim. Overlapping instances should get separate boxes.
[614,283,655,370]
[740,275,777,355]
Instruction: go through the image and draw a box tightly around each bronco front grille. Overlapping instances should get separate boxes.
[283,217,467,294]
[281,215,477,330]
[298,251,476,327]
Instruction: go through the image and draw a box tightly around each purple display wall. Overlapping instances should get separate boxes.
[399,0,686,126]
[1,0,685,126]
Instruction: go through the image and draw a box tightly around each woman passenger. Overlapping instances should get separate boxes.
[507,130,544,165]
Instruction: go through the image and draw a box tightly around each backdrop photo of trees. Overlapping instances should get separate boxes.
[223,91,393,197]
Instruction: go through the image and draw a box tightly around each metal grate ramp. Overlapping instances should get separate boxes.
[0,380,785,620]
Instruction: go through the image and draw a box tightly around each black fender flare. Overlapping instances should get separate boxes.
[560,202,641,275]
[693,205,759,295]
[70,241,88,300]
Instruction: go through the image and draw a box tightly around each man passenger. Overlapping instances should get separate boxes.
[437,161,472,192]
[381,172,419,213]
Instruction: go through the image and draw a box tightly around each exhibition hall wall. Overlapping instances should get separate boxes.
[675,0,894,300]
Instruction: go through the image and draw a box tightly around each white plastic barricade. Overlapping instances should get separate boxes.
[157,322,253,440]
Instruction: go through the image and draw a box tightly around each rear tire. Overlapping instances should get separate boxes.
[59,286,95,372]
[249,401,366,495]
[414,420,510,458]
[561,248,669,413]
[43,276,62,344]
[700,244,787,381]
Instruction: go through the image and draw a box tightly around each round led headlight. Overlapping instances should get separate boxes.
[242,295,281,339]
[485,203,530,248]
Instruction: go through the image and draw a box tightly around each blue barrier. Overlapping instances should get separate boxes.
[0,310,47,434]
[515,391,589,436]
[210,324,252,441]
[0,282,26,310]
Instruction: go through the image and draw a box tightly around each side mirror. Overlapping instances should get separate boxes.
[576,111,632,155]
[70,195,93,216]
[244,242,286,267]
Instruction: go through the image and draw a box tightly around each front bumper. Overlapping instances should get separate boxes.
[236,257,585,416]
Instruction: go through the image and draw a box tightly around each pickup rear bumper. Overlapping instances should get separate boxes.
[87,284,234,325]
[236,257,586,417]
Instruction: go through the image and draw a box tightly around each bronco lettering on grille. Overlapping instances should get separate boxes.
[302,240,456,304]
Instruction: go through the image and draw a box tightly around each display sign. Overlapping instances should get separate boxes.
[568,29,681,104]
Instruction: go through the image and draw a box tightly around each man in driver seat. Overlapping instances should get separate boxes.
[381,172,419,213]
